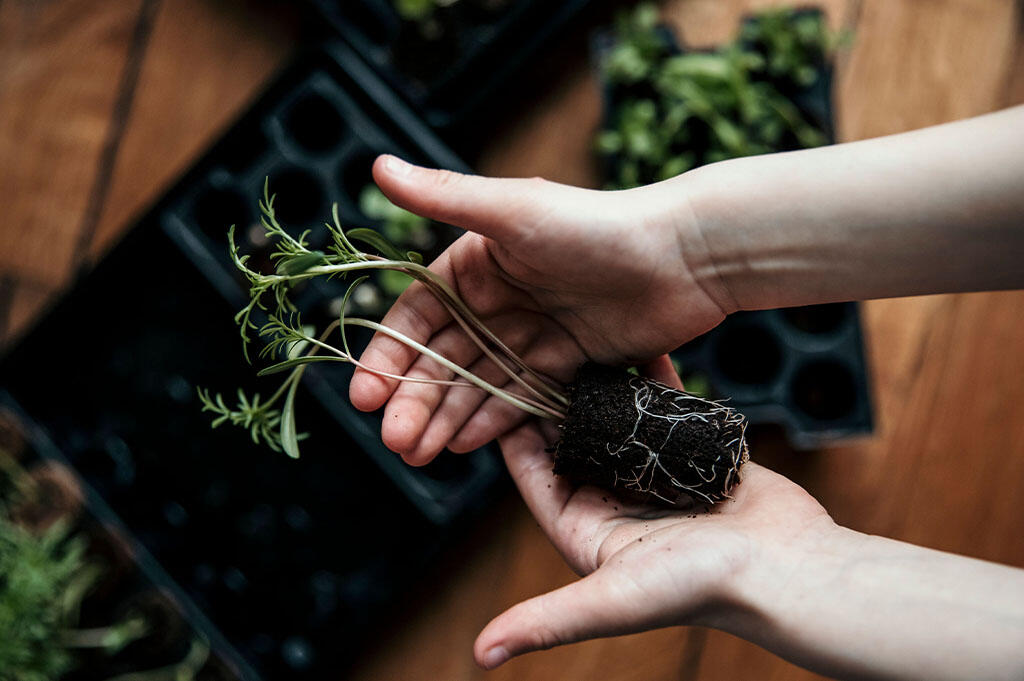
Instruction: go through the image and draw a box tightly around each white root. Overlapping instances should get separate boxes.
[603,376,749,504]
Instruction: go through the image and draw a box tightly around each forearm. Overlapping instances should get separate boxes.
[711,526,1024,681]
[682,106,1024,312]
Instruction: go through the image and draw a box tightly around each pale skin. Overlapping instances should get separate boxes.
[349,105,1024,679]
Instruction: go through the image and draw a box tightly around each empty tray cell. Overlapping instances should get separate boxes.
[391,19,463,83]
[192,184,252,240]
[781,303,849,336]
[339,147,383,210]
[791,360,858,422]
[283,91,346,155]
[218,121,270,175]
[460,0,517,25]
[341,0,397,46]
[712,323,784,387]
[267,166,329,231]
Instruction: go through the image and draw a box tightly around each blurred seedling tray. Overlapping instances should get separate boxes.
[0,404,248,680]
[671,304,872,449]
[0,42,505,678]
[304,0,595,133]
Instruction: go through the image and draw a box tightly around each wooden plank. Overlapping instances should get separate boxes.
[0,0,144,290]
[1001,19,1024,106]
[86,0,299,262]
[664,0,854,47]
[1,278,58,351]
[839,0,1019,139]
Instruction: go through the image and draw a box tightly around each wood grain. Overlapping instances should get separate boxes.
[87,0,299,262]
[0,0,144,344]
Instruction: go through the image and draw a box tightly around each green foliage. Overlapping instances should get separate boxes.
[393,0,458,22]
[228,180,421,362]
[739,8,844,90]
[200,180,429,458]
[601,3,670,85]
[359,185,432,249]
[0,520,80,681]
[197,387,285,453]
[597,4,840,189]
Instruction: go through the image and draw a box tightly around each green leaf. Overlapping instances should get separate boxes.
[346,228,418,263]
[280,375,303,459]
[378,269,412,298]
[277,250,326,276]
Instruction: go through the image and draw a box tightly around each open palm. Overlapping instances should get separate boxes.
[349,156,729,464]
[475,409,833,669]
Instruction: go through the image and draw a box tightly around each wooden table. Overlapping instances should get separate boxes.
[2,1,1022,679]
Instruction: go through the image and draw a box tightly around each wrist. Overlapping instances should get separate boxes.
[699,516,858,635]
[665,160,750,316]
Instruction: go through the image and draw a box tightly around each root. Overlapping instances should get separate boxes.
[554,364,750,506]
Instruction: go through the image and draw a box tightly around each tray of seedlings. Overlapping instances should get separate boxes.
[593,4,871,448]
[0,405,247,680]
[0,41,505,678]
[301,0,596,133]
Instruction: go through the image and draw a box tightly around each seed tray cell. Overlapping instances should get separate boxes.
[672,304,872,448]
[1,42,504,678]
[306,0,595,132]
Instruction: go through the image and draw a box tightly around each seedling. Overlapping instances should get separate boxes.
[596,4,837,189]
[200,182,748,505]
[0,449,210,680]
[393,0,460,22]
[740,8,847,90]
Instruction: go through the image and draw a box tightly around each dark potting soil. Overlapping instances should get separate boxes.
[553,363,749,506]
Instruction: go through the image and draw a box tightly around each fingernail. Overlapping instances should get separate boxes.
[482,646,509,669]
[384,155,413,176]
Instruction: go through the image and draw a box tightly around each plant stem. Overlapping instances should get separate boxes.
[61,616,148,650]
[257,257,570,410]
[343,319,566,420]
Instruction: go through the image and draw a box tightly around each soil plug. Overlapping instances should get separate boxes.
[554,363,748,505]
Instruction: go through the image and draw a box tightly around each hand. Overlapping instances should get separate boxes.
[349,156,733,464]
[473,362,834,669]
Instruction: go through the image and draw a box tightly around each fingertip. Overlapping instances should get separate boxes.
[475,642,510,671]
[372,154,415,187]
[474,620,513,670]
[348,368,392,412]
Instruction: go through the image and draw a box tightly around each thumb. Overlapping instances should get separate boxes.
[371,154,553,240]
[473,567,661,669]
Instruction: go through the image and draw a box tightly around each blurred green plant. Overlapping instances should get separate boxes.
[0,510,145,679]
[0,452,207,681]
[597,4,841,189]
[393,0,460,22]
[740,8,849,90]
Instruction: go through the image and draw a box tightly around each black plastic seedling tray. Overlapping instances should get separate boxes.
[0,41,505,679]
[0,404,251,680]
[594,12,872,448]
[672,304,872,448]
[305,0,595,133]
